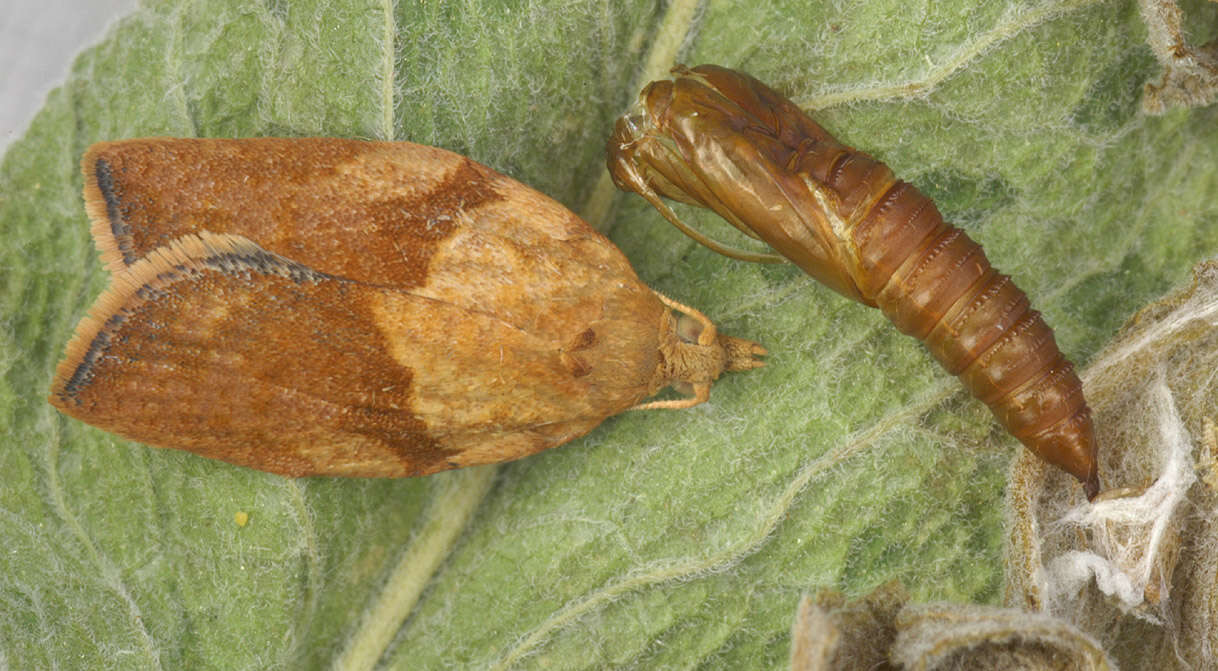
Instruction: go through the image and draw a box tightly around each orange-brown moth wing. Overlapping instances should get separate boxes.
[56,138,699,476]
[49,232,667,477]
[82,138,641,313]
[81,137,669,401]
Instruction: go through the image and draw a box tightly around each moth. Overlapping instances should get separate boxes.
[49,138,765,477]
[607,65,1100,500]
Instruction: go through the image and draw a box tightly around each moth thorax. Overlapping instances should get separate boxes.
[664,339,728,386]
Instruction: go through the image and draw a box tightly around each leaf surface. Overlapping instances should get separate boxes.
[2,1,1216,668]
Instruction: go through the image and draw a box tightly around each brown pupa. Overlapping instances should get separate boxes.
[607,65,1099,500]
[49,137,765,477]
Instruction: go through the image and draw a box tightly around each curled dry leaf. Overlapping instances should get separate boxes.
[1006,260,1218,670]
[1199,417,1218,492]
[789,581,907,671]
[892,603,1111,671]
[1138,0,1218,113]
[788,582,1112,671]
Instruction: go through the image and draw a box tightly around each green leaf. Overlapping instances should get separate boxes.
[3,0,1216,668]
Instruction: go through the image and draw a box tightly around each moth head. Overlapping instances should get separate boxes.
[672,309,765,374]
[664,300,766,387]
[631,294,765,412]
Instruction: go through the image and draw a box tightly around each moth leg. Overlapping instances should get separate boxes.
[629,382,711,411]
[617,164,786,265]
